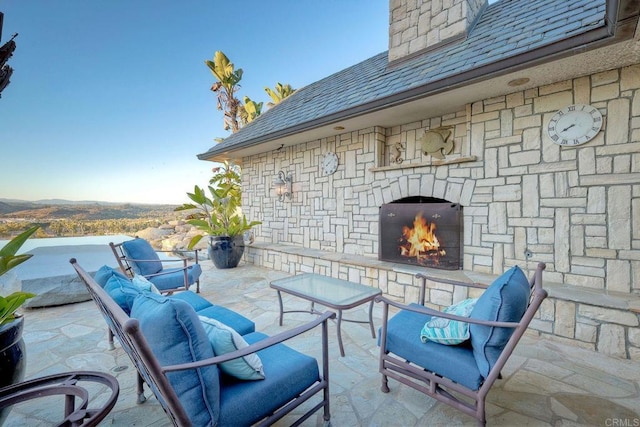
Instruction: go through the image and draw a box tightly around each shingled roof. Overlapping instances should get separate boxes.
[198,0,630,161]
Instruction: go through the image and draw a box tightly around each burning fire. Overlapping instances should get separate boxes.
[399,213,446,264]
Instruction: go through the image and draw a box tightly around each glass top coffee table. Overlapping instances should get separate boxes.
[270,273,382,356]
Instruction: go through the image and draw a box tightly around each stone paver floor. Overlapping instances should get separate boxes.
[4,260,640,426]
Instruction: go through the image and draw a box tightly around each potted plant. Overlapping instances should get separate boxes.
[0,225,38,400]
[176,162,261,269]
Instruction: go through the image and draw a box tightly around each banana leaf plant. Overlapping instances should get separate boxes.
[175,162,261,249]
[0,226,38,326]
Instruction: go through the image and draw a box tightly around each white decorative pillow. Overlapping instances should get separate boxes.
[132,275,161,294]
[198,316,265,380]
[420,298,478,345]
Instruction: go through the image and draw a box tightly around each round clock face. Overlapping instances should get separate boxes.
[546,104,602,146]
[322,152,339,175]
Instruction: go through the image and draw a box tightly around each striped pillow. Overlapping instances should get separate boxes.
[420,298,478,345]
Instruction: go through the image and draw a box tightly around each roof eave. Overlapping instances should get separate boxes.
[198,0,640,163]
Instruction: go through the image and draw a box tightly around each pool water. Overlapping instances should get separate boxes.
[0,235,133,254]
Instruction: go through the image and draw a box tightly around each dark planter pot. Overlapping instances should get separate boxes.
[0,316,26,423]
[208,235,245,269]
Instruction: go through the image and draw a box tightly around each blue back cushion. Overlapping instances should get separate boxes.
[469,266,530,378]
[131,293,220,426]
[104,274,141,314]
[169,291,213,312]
[122,238,162,276]
[94,265,129,288]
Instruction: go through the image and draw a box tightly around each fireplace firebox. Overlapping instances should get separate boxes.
[379,197,463,270]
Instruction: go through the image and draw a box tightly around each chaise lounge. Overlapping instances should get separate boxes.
[71,259,333,426]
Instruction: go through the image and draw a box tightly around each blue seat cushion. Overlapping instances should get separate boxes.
[469,265,530,378]
[218,332,320,426]
[93,265,129,288]
[103,274,142,314]
[197,305,255,336]
[122,238,162,276]
[169,291,213,312]
[383,304,482,390]
[146,264,202,291]
[131,293,220,426]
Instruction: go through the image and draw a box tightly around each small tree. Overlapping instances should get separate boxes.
[206,51,295,133]
[205,51,243,133]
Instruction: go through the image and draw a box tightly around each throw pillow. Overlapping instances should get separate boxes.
[94,265,129,288]
[103,274,142,314]
[420,298,478,345]
[199,316,265,381]
[132,274,161,294]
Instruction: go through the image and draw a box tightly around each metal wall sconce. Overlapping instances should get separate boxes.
[273,170,292,201]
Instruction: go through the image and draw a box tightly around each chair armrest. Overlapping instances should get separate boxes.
[161,311,337,373]
[375,295,519,329]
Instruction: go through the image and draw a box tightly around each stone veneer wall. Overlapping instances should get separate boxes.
[240,63,640,360]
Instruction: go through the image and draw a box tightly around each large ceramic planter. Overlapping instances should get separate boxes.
[208,235,245,269]
[0,316,26,423]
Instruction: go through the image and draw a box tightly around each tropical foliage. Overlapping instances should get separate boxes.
[240,96,263,125]
[205,51,244,133]
[175,161,261,247]
[0,226,38,326]
[205,51,295,133]
[265,82,295,107]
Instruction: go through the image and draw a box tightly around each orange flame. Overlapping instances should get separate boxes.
[399,213,446,263]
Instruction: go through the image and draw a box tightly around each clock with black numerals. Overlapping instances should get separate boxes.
[321,152,339,175]
[546,104,603,146]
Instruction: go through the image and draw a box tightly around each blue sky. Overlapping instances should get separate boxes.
[0,0,388,204]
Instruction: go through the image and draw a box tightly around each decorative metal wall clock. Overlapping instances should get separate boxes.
[546,104,602,146]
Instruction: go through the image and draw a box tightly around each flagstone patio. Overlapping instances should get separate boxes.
[5,260,640,426]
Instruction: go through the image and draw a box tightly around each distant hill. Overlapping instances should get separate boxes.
[0,199,180,220]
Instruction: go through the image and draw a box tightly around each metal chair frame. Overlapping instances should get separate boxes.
[70,258,333,426]
[376,263,547,426]
[0,371,119,427]
[109,240,201,293]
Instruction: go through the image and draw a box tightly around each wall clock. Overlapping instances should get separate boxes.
[322,152,339,175]
[546,104,602,146]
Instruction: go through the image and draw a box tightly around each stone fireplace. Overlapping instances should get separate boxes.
[379,197,463,270]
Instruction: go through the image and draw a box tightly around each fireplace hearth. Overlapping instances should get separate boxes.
[379,198,463,270]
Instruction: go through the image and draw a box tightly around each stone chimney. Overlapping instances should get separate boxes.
[389,0,488,63]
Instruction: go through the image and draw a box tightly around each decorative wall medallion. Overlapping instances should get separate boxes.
[420,127,454,159]
[389,142,405,164]
[546,104,602,146]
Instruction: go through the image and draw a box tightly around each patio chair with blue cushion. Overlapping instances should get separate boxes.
[71,259,333,426]
[109,238,202,294]
[376,263,547,426]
